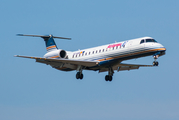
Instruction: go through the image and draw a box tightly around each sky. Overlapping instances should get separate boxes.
[0,0,179,120]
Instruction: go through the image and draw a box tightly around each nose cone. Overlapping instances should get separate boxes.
[156,43,166,56]
[156,43,166,50]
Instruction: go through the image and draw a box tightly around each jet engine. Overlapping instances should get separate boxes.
[59,49,67,58]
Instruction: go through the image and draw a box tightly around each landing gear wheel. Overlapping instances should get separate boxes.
[109,76,112,81]
[76,72,80,79]
[155,61,159,66]
[153,61,155,66]
[153,61,159,66]
[79,74,83,79]
[105,75,109,81]
[105,75,112,82]
[76,72,83,80]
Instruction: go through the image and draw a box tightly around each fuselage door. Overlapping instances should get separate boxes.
[140,39,145,50]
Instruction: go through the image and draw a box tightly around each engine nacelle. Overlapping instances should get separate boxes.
[43,49,68,59]
[59,50,67,58]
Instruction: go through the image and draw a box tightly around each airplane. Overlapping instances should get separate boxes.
[15,34,166,81]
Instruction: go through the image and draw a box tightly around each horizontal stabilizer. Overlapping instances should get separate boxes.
[17,34,71,40]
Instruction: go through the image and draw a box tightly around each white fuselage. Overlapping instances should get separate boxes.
[43,37,166,71]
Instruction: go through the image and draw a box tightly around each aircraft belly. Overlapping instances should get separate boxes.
[52,63,76,71]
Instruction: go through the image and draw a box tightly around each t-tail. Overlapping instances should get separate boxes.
[17,34,71,52]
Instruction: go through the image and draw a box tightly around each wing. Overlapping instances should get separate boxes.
[99,63,153,72]
[15,55,153,72]
[116,63,153,71]
[14,55,99,67]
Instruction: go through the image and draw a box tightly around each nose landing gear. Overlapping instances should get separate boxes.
[153,61,159,66]
[153,55,159,66]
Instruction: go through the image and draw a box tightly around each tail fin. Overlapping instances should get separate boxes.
[43,35,58,52]
[17,34,71,52]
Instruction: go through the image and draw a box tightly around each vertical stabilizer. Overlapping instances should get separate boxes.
[43,35,58,52]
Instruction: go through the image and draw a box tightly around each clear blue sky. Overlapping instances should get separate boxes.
[0,0,179,120]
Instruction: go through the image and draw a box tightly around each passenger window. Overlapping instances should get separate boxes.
[85,52,87,55]
[140,39,145,44]
[103,49,105,52]
[93,51,94,54]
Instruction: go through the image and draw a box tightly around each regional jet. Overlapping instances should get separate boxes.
[15,34,166,81]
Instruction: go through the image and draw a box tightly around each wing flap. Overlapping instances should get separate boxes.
[99,63,153,73]
[116,63,153,71]
[14,55,99,67]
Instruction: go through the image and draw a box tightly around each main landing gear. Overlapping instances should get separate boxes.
[76,72,83,79]
[105,75,112,81]
[105,67,114,82]
[153,55,159,66]
[76,65,84,80]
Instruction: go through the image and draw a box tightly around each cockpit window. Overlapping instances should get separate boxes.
[140,39,145,44]
[146,39,157,43]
